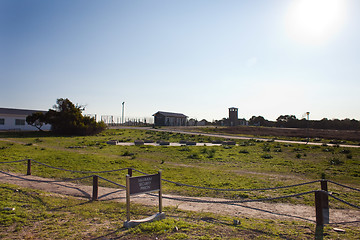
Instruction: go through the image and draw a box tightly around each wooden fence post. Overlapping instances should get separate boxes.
[128,168,132,177]
[315,190,330,226]
[320,180,329,224]
[159,171,162,214]
[92,175,98,201]
[126,174,130,221]
[27,159,31,175]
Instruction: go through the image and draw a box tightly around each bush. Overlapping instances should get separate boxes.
[122,150,135,157]
[340,149,351,154]
[329,158,344,165]
[188,152,200,159]
[261,154,273,159]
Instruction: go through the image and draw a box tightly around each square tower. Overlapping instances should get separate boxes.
[229,107,238,126]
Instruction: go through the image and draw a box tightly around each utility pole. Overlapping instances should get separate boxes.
[122,102,125,125]
[306,112,310,143]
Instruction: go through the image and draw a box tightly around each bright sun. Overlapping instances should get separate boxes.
[285,0,348,45]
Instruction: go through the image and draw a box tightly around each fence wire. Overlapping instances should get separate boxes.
[148,190,318,204]
[2,159,360,193]
[98,176,126,188]
[31,159,129,174]
[0,159,27,164]
[131,168,321,192]
[163,179,320,192]
[327,180,360,192]
[0,170,93,183]
[328,193,360,210]
[1,159,360,213]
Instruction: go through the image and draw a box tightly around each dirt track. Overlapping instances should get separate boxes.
[1,171,359,225]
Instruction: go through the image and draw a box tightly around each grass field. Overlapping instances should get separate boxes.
[1,128,359,239]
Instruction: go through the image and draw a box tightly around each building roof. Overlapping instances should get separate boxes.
[0,107,47,116]
[153,111,187,118]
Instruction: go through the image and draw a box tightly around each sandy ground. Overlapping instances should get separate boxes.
[1,171,359,225]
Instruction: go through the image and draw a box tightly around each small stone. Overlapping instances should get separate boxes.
[233,219,240,225]
[333,228,345,233]
[4,207,15,211]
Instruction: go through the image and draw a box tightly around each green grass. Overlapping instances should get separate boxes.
[2,182,359,239]
[0,128,359,208]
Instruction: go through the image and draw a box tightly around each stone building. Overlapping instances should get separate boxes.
[153,111,187,126]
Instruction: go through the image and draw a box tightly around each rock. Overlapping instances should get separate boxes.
[333,228,345,233]
[4,207,15,211]
[134,140,144,146]
[106,140,118,145]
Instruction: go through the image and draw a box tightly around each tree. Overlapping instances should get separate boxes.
[26,112,46,131]
[249,116,266,126]
[276,115,298,128]
[26,98,106,135]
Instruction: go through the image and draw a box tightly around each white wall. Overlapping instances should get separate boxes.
[0,115,51,131]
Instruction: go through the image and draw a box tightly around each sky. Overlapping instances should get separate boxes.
[1,0,360,122]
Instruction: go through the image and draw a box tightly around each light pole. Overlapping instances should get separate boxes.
[306,112,310,143]
[122,102,125,125]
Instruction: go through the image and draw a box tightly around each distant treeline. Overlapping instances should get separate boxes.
[212,115,360,131]
[247,115,360,131]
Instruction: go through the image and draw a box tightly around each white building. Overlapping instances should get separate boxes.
[0,108,51,131]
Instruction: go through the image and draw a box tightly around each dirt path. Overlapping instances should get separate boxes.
[1,171,359,225]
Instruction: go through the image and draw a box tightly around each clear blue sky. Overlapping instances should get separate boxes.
[1,0,359,122]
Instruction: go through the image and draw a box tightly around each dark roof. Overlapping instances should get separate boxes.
[0,107,47,116]
[153,111,187,118]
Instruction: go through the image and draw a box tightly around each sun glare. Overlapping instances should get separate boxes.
[285,0,348,45]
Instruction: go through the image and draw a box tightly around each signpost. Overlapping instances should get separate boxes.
[124,171,165,228]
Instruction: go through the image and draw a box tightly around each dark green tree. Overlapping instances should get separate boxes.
[26,98,106,135]
[276,115,298,128]
[249,116,266,126]
[26,112,46,131]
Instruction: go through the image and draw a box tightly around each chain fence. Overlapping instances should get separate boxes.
[1,158,360,224]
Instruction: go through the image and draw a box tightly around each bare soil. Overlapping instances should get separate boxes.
[1,171,359,225]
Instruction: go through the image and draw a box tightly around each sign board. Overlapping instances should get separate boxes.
[125,171,164,227]
[129,173,161,195]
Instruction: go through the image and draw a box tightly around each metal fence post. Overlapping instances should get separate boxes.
[92,175,99,201]
[27,159,31,175]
